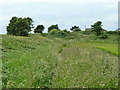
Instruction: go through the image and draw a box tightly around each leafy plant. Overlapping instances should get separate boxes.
[48,24,59,32]
[91,21,103,36]
[34,25,44,33]
[7,17,33,36]
[70,26,81,32]
[49,29,67,38]
[98,34,108,39]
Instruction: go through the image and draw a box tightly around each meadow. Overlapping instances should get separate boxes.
[1,31,118,88]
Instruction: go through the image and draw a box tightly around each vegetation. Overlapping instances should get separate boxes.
[91,21,103,36]
[49,29,68,38]
[34,25,44,33]
[48,24,59,32]
[1,31,118,88]
[1,17,119,88]
[63,29,70,33]
[7,17,33,36]
[107,31,119,35]
[98,33,108,39]
[70,26,81,32]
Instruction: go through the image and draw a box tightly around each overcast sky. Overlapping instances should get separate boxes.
[0,0,119,34]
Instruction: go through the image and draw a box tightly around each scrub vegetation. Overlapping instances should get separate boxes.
[1,16,119,88]
[1,31,118,88]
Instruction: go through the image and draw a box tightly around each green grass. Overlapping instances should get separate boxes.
[97,44,118,56]
[1,33,118,88]
[2,34,58,88]
[74,42,118,56]
[0,35,2,89]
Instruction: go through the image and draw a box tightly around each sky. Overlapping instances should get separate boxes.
[0,0,119,34]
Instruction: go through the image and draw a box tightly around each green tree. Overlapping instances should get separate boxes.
[7,17,18,35]
[48,24,59,32]
[63,29,70,33]
[91,21,103,36]
[34,25,44,33]
[7,16,33,36]
[70,26,81,32]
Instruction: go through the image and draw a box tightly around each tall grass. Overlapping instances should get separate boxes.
[52,43,118,88]
[0,34,2,89]
[2,35,58,88]
[1,33,118,88]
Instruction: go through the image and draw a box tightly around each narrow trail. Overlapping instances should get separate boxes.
[2,34,118,88]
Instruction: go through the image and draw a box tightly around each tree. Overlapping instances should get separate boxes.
[63,29,70,33]
[70,26,81,32]
[7,17,18,35]
[34,25,44,33]
[7,16,33,36]
[74,28,81,32]
[48,24,59,32]
[91,21,103,36]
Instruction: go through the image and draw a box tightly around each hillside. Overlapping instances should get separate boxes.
[1,32,118,88]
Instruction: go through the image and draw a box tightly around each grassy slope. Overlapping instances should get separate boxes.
[0,36,1,89]
[1,33,118,88]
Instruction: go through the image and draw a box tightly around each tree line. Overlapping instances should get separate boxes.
[6,16,118,38]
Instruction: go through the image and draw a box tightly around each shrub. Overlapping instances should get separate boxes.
[49,29,59,35]
[70,26,81,32]
[74,28,81,32]
[107,31,118,35]
[118,31,120,35]
[49,29,67,38]
[98,34,108,39]
[63,29,70,33]
[48,24,59,32]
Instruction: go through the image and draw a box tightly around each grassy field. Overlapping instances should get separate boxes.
[1,32,118,88]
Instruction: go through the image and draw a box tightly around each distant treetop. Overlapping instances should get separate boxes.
[70,26,81,32]
[48,24,59,32]
[7,16,33,36]
[34,25,45,33]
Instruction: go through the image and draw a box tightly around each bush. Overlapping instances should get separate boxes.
[48,24,59,32]
[49,29,67,38]
[118,31,120,35]
[74,28,81,32]
[70,26,81,32]
[107,31,118,35]
[98,34,108,39]
[63,29,70,33]
[49,29,59,35]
